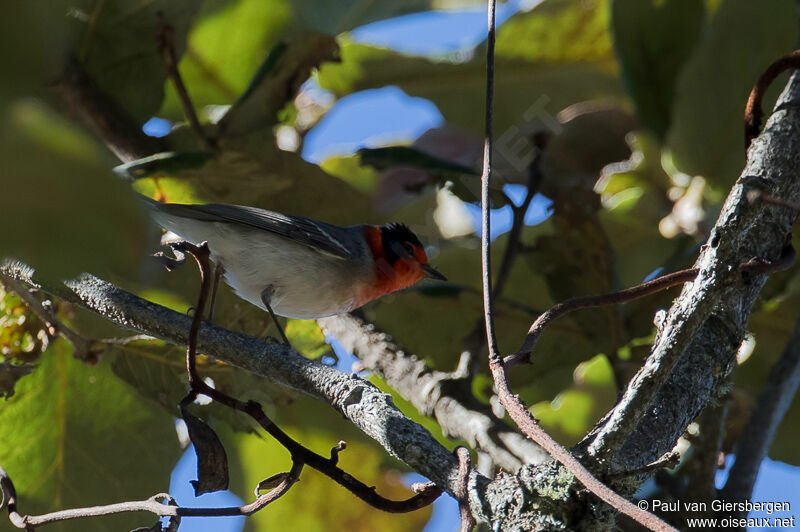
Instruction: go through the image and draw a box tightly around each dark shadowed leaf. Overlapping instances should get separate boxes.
[611,0,704,139]
[180,403,230,495]
[0,101,147,280]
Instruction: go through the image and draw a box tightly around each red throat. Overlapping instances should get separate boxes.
[359,226,425,305]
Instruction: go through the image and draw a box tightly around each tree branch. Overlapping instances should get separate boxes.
[579,72,800,476]
[477,1,674,530]
[317,313,548,471]
[174,242,441,512]
[0,260,490,518]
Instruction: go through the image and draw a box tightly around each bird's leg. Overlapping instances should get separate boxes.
[260,286,290,346]
[207,263,225,322]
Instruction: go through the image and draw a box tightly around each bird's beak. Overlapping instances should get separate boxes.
[421,264,447,281]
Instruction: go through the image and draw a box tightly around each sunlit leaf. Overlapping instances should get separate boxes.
[0,340,181,531]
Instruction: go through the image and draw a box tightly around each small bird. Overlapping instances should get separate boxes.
[145,198,446,337]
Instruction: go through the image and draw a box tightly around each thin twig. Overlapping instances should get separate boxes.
[747,189,800,212]
[156,13,217,151]
[507,268,699,367]
[0,463,299,529]
[175,241,442,513]
[454,447,475,532]
[745,50,800,150]
[506,247,797,368]
[477,2,676,530]
[491,132,549,302]
[605,452,680,480]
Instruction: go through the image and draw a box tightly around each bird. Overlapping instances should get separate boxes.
[144,197,446,341]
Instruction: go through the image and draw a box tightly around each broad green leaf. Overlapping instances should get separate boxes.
[0,340,181,531]
[285,320,333,360]
[0,4,69,103]
[319,155,381,194]
[496,0,612,62]
[131,148,371,224]
[158,0,292,121]
[666,0,797,188]
[611,0,705,139]
[0,100,147,280]
[66,0,202,123]
[216,32,339,139]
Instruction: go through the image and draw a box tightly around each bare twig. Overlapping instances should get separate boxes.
[747,189,800,212]
[0,463,301,529]
[506,248,796,368]
[745,50,800,150]
[175,241,442,513]
[506,268,699,368]
[606,451,680,480]
[491,132,549,302]
[478,2,676,530]
[455,447,475,532]
[156,13,217,151]
[721,316,800,505]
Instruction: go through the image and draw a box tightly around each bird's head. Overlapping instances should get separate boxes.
[363,223,446,296]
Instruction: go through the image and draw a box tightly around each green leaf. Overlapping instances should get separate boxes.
[158,0,293,121]
[666,0,798,188]
[0,340,181,531]
[107,338,294,434]
[531,355,616,445]
[357,146,479,176]
[285,320,333,360]
[217,32,339,139]
[0,100,147,280]
[66,0,203,123]
[611,0,705,139]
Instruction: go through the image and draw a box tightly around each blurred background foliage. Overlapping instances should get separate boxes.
[1,0,800,530]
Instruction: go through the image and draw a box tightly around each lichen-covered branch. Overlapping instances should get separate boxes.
[580,72,800,474]
[0,261,491,519]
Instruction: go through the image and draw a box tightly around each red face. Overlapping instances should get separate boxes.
[360,226,446,305]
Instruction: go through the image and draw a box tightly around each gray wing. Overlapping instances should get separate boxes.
[151,201,358,259]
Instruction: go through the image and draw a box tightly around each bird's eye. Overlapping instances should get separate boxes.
[403,242,415,255]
